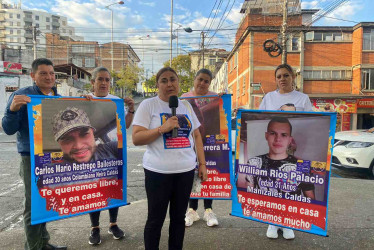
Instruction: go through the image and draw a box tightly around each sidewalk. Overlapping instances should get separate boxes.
[1,178,373,250]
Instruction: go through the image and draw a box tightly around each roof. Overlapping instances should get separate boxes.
[53,63,91,77]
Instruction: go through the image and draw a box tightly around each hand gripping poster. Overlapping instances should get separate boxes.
[181,94,232,199]
[28,96,127,224]
[231,110,337,236]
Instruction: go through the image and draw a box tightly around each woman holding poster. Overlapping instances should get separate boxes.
[132,67,207,250]
[259,63,313,239]
[181,68,220,227]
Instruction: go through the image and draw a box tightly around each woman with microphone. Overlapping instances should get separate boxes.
[132,67,207,250]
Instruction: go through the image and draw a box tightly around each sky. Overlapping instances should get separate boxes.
[5,0,374,75]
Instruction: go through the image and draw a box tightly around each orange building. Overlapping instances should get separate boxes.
[45,33,140,73]
[224,10,374,131]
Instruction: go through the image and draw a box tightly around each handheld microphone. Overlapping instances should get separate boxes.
[169,95,179,138]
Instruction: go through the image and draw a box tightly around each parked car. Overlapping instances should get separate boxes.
[332,129,374,176]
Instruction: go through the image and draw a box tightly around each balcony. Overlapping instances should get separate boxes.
[24,17,33,23]
[52,21,60,27]
[24,33,32,39]
[52,29,60,35]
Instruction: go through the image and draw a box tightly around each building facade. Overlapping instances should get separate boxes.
[189,48,230,74]
[0,2,83,67]
[214,2,374,131]
[45,34,140,73]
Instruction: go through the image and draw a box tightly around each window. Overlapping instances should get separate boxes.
[291,36,300,51]
[279,35,300,51]
[17,30,21,34]
[305,31,351,42]
[26,14,32,19]
[85,57,95,67]
[46,17,50,22]
[72,58,82,67]
[363,29,374,50]
[46,25,50,30]
[36,23,39,28]
[17,38,21,43]
[62,21,67,26]
[9,21,13,26]
[10,37,14,42]
[9,13,13,18]
[35,15,39,21]
[10,29,13,34]
[17,14,20,19]
[72,45,95,53]
[209,58,216,65]
[304,70,352,80]
[17,22,20,26]
[362,69,374,90]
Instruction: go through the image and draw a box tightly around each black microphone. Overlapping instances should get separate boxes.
[169,95,179,138]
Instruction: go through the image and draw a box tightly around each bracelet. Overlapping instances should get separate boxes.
[158,126,163,135]
[199,162,207,166]
[129,110,135,114]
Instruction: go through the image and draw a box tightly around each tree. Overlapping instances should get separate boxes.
[163,55,194,94]
[144,75,156,89]
[114,64,144,98]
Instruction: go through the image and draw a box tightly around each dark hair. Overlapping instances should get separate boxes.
[267,117,292,134]
[91,66,110,81]
[32,58,54,73]
[195,68,213,81]
[156,67,178,83]
[274,63,295,77]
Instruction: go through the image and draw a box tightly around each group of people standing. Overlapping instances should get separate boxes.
[2,56,312,249]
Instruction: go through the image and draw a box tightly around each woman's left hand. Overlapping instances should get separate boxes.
[81,94,94,100]
[198,164,208,182]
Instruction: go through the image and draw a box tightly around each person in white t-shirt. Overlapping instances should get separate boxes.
[84,67,135,245]
[132,67,207,250]
[260,64,313,112]
[259,63,313,240]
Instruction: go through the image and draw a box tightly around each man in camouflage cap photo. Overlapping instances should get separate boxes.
[52,106,118,163]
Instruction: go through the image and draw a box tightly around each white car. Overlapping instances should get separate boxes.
[332,129,374,176]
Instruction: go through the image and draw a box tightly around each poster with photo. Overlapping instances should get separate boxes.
[27,96,127,225]
[231,109,337,236]
[181,94,232,199]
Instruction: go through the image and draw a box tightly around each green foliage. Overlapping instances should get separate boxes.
[114,65,144,98]
[163,55,194,94]
[83,83,92,92]
[144,75,157,90]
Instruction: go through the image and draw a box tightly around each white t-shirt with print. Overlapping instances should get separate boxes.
[259,90,313,111]
[88,93,127,115]
[133,96,201,174]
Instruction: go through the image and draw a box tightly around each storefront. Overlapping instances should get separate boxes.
[311,97,374,131]
[357,98,374,130]
[0,61,22,117]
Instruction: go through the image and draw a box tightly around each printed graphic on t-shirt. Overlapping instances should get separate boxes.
[160,113,192,149]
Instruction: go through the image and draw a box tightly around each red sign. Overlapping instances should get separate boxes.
[357,98,374,108]
[0,61,22,74]
[311,99,357,113]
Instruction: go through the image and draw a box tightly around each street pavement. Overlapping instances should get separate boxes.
[0,177,373,249]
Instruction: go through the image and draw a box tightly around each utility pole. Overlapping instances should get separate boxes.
[66,37,69,64]
[201,31,205,68]
[281,0,288,64]
[32,26,37,60]
[170,0,173,67]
